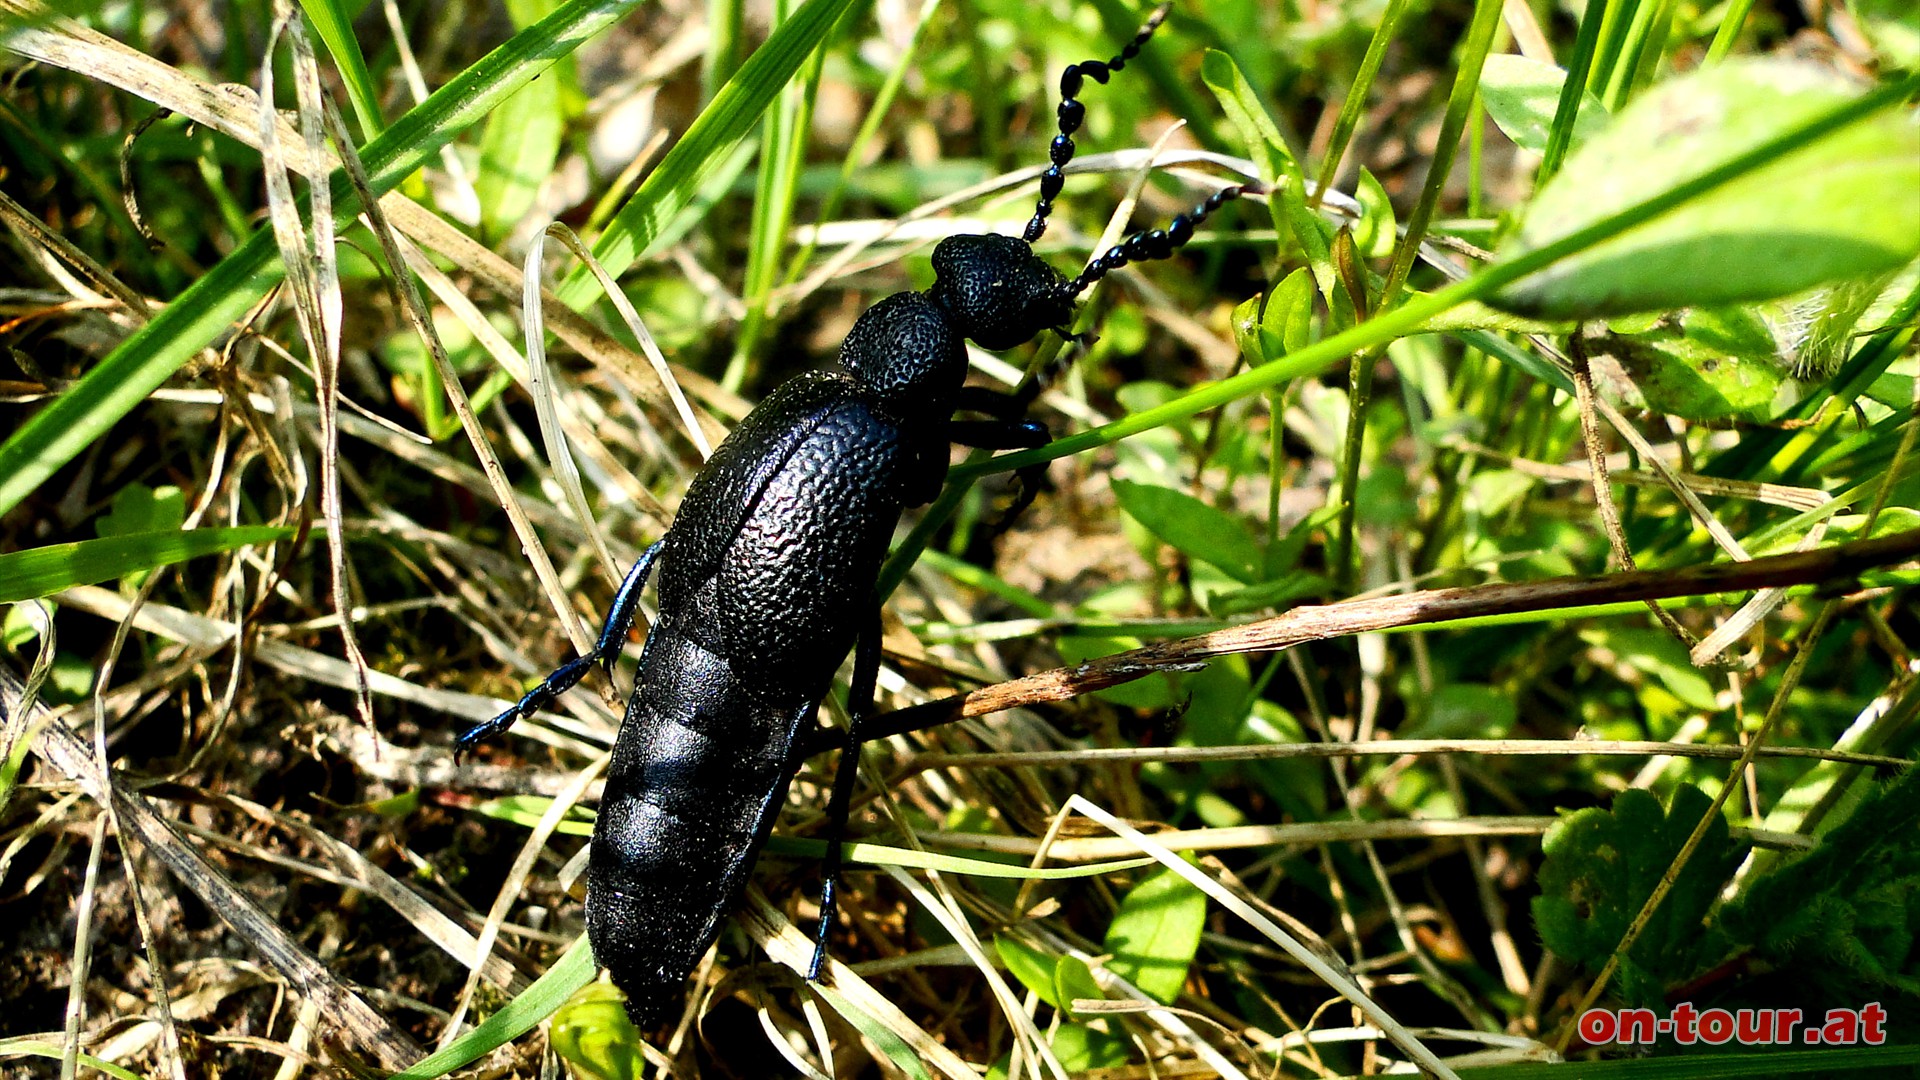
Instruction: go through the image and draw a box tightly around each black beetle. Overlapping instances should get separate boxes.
[459,2,1256,1021]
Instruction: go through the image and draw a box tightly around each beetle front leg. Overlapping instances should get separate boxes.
[457,538,665,753]
[809,602,883,980]
[950,418,1053,530]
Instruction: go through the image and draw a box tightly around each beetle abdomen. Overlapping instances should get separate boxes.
[586,624,811,1018]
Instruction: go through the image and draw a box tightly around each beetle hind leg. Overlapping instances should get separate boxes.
[455,539,665,754]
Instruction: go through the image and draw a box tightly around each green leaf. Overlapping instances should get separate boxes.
[1723,765,1920,996]
[1582,307,1794,423]
[1479,54,1609,156]
[1532,785,1745,1006]
[1492,59,1920,318]
[994,935,1061,1009]
[1112,479,1264,584]
[0,527,294,604]
[1052,954,1104,1019]
[1042,1022,1130,1071]
[1103,865,1206,1005]
[1234,267,1316,367]
[1353,166,1397,260]
[809,983,933,1080]
[1201,49,1335,303]
[477,0,571,238]
[560,0,861,306]
[96,484,186,538]
[550,981,645,1080]
[0,0,649,519]
[0,1039,147,1080]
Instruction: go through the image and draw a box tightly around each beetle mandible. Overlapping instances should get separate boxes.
[459,1,1258,1021]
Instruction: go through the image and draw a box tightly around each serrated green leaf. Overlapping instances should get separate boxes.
[1493,59,1920,318]
[1479,54,1609,156]
[1532,785,1745,1006]
[0,527,294,604]
[1104,866,1206,1005]
[1723,765,1920,995]
[1112,479,1265,584]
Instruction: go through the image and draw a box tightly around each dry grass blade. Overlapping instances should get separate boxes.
[51,585,610,755]
[1,667,422,1070]
[256,0,374,735]
[734,887,979,1080]
[1063,796,1462,1080]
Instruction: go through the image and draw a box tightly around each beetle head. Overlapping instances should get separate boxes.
[928,233,1077,351]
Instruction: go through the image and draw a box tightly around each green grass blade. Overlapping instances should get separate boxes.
[556,0,861,309]
[1309,0,1411,208]
[0,527,294,603]
[0,0,648,519]
[389,935,596,1078]
[1540,0,1608,181]
[295,0,386,137]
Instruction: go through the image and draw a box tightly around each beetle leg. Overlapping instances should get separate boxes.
[594,539,666,681]
[456,539,665,754]
[949,418,1053,530]
[810,602,882,981]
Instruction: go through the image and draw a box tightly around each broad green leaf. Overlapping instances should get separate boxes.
[1479,54,1609,156]
[0,527,293,604]
[1112,479,1264,584]
[561,0,861,306]
[1043,1022,1130,1071]
[1492,59,1920,318]
[1582,306,1795,422]
[1103,866,1206,1005]
[0,0,649,519]
[477,0,571,237]
[1354,166,1396,259]
[550,981,645,1080]
[1234,267,1315,367]
[1532,785,1745,1007]
[1855,0,1920,70]
[1052,954,1104,1019]
[994,935,1060,1009]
